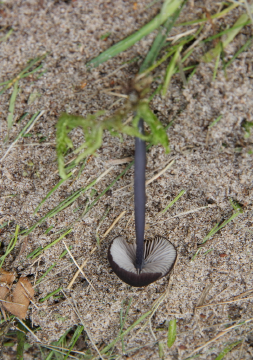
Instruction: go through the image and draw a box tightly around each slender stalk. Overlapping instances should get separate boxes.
[134,119,146,271]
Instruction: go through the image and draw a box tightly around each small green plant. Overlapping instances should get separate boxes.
[242,120,253,138]
[167,318,177,348]
[56,95,170,179]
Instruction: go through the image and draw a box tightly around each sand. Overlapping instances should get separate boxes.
[0,0,253,359]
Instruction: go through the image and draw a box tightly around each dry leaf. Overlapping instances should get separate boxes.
[0,268,15,284]
[0,268,15,309]
[0,286,10,301]
[3,277,34,319]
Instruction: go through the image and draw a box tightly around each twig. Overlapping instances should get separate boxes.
[146,159,175,185]
[62,241,97,293]
[234,288,253,299]
[114,159,175,194]
[106,157,133,165]
[158,204,217,223]
[167,28,197,43]
[185,318,253,358]
[101,90,128,98]
[94,63,129,83]
[149,318,157,341]
[61,290,105,360]
[195,283,214,311]
[0,299,26,306]
[196,296,253,309]
[3,142,56,147]
[101,211,126,239]
[17,318,41,343]
[67,211,126,289]
[131,267,176,340]
[35,342,87,356]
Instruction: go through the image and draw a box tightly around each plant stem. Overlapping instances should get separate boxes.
[134,119,146,271]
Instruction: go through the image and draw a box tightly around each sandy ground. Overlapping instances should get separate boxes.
[0,0,253,359]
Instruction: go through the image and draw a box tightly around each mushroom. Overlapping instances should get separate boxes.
[108,119,177,287]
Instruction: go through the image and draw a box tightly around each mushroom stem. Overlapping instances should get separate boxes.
[134,118,146,272]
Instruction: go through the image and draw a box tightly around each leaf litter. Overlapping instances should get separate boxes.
[0,268,34,319]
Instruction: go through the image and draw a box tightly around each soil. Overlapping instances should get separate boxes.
[0,0,253,359]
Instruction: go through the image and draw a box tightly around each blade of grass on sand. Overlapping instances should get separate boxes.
[6,81,19,136]
[22,167,113,237]
[35,246,72,285]
[28,228,72,260]
[191,209,242,260]
[162,45,183,96]
[19,64,44,79]
[39,287,63,303]
[101,310,152,355]
[119,298,133,354]
[44,328,72,360]
[65,162,134,233]
[214,340,242,360]
[209,115,222,128]
[212,51,221,81]
[0,28,13,43]
[185,319,253,359]
[158,341,165,359]
[138,28,199,81]
[16,321,27,360]
[63,325,84,360]
[0,222,9,229]
[0,224,19,267]
[202,14,250,62]
[33,172,73,215]
[0,53,48,95]
[139,0,187,73]
[176,2,240,27]
[87,0,184,68]
[167,319,177,348]
[0,111,44,162]
[156,189,185,217]
[224,35,253,70]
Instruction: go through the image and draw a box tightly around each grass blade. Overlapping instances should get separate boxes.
[101,310,152,355]
[139,0,187,73]
[214,340,242,360]
[0,224,19,267]
[158,341,165,359]
[167,319,177,348]
[82,162,133,219]
[16,321,27,360]
[0,53,48,95]
[63,325,84,360]
[162,45,182,96]
[35,246,72,285]
[202,14,250,62]
[29,228,72,259]
[33,172,73,215]
[0,28,13,43]
[39,287,63,303]
[87,0,183,68]
[6,81,19,136]
[224,35,253,70]
[157,189,185,216]
[209,115,222,128]
[176,3,240,27]
[191,210,242,261]
[0,111,42,162]
[119,297,133,353]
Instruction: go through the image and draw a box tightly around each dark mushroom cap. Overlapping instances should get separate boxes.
[108,236,177,287]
